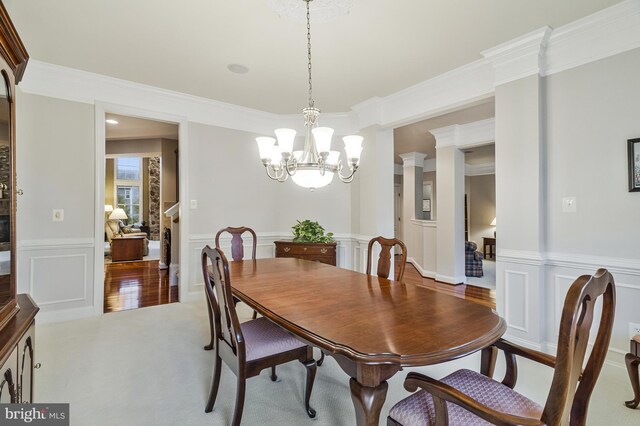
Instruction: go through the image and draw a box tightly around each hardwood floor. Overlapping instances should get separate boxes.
[104,260,178,313]
[398,258,496,309]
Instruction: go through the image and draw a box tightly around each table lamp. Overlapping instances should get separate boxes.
[109,208,128,223]
[490,217,496,237]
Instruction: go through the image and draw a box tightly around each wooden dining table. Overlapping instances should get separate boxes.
[228,258,506,426]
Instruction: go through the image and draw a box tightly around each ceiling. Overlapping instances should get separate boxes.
[105,114,178,140]
[5,0,620,114]
[394,100,495,164]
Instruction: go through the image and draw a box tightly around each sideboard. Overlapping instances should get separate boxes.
[274,241,337,266]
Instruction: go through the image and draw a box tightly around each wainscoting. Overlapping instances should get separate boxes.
[18,238,96,323]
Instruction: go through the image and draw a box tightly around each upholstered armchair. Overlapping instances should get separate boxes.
[465,241,483,277]
[105,220,149,256]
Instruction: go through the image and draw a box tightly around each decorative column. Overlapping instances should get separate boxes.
[429,127,466,285]
[482,27,551,349]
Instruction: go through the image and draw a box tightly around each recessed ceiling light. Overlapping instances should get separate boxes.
[106,119,119,125]
[227,64,249,74]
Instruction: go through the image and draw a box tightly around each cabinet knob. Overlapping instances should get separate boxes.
[303,247,307,251]
[283,247,290,253]
[320,248,327,253]
[34,363,41,369]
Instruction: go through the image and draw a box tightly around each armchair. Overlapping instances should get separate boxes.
[465,241,483,277]
[388,269,616,426]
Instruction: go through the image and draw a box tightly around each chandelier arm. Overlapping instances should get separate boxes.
[336,162,359,183]
[285,157,298,176]
[265,164,288,182]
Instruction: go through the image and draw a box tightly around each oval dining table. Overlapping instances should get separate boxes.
[227,257,506,426]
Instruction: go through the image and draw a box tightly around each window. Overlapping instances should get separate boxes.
[115,157,143,224]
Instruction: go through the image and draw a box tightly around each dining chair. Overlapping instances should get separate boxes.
[205,226,258,350]
[387,268,616,426]
[316,236,408,367]
[201,245,317,425]
[367,236,408,281]
[626,334,640,409]
[215,226,257,261]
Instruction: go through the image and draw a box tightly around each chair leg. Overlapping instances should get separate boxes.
[301,359,317,418]
[625,353,640,409]
[231,376,247,426]
[205,353,222,413]
[204,300,214,351]
[317,351,325,366]
[270,365,278,382]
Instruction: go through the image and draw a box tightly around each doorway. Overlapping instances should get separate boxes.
[102,113,180,313]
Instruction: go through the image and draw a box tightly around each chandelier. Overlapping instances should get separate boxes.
[256,0,363,190]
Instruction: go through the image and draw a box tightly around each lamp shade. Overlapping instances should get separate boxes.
[312,127,334,154]
[490,217,497,226]
[256,137,276,161]
[109,208,128,221]
[274,128,296,155]
[105,204,114,213]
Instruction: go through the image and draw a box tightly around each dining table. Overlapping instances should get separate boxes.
[228,257,506,426]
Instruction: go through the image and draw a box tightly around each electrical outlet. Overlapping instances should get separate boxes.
[52,209,64,222]
[190,199,198,209]
[630,322,640,340]
[562,196,577,213]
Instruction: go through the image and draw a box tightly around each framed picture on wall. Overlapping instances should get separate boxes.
[629,138,640,192]
[422,199,431,212]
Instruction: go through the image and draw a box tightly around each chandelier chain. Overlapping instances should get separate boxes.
[306,0,314,108]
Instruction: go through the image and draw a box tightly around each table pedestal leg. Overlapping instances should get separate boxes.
[349,378,388,426]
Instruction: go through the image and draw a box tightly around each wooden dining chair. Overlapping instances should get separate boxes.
[201,245,317,425]
[205,226,258,350]
[626,335,640,409]
[387,268,616,426]
[367,236,408,282]
[316,236,408,367]
[215,226,257,261]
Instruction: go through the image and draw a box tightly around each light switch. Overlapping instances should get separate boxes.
[190,200,198,209]
[53,209,64,222]
[562,197,577,213]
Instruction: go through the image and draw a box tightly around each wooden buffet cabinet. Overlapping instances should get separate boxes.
[274,241,337,266]
[0,1,40,404]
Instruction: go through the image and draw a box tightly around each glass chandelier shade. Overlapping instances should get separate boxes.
[256,0,363,190]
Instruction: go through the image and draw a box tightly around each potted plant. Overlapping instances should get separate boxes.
[274,220,337,265]
[291,220,334,243]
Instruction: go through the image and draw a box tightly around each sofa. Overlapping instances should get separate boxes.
[465,240,483,277]
[105,220,149,257]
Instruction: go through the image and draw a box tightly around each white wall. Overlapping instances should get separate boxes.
[467,174,495,246]
[543,47,640,361]
[16,91,96,318]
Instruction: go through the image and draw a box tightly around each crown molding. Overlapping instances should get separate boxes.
[432,118,495,150]
[18,60,356,136]
[482,26,553,87]
[544,0,640,76]
[465,162,495,176]
[423,158,437,173]
[17,1,640,137]
[399,152,427,168]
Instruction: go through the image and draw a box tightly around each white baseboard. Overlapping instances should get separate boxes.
[435,274,466,285]
[36,306,97,324]
[406,258,436,279]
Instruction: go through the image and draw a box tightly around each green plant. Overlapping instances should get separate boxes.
[291,220,334,243]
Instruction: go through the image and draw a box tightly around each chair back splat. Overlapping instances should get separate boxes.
[366,236,407,281]
[215,226,257,262]
[201,246,243,360]
[544,268,615,425]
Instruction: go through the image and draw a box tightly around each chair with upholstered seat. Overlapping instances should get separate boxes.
[201,245,317,425]
[205,226,258,351]
[464,240,483,277]
[316,236,407,367]
[367,236,408,282]
[387,268,616,426]
[626,334,640,409]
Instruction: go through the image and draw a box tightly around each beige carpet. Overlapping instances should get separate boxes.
[35,300,640,425]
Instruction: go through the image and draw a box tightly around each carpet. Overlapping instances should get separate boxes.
[35,299,640,425]
[466,259,496,289]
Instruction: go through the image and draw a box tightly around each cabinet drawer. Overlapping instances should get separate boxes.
[276,245,334,256]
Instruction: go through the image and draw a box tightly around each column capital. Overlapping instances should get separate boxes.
[399,152,427,168]
[481,26,552,86]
